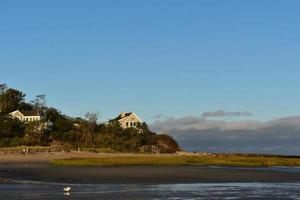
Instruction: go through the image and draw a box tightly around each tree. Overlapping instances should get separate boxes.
[32,94,46,115]
[0,88,25,114]
[154,134,181,153]
[137,122,150,135]
[18,102,33,111]
[0,116,24,138]
[0,84,7,94]
[81,112,99,147]
[45,107,62,121]
[54,117,74,132]
[35,94,46,108]
[85,112,98,123]
[23,121,45,145]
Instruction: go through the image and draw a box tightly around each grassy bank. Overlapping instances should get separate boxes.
[51,155,300,167]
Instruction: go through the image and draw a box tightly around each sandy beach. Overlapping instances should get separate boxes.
[2,164,300,184]
[1,153,300,199]
[1,152,300,184]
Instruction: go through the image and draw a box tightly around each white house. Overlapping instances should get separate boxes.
[9,110,41,122]
[112,112,142,129]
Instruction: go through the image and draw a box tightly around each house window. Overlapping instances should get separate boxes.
[130,122,133,127]
[126,122,129,127]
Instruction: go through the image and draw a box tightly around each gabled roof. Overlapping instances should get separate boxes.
[12,109,40,116]
[113,112,133,121]
[111,112,142,124]
[21,109,39,116]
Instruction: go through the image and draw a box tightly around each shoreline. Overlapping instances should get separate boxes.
[2,151,300,166]
[1,164,300,184]
[1,152,300,184]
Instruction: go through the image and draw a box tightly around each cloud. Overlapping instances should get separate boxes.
[150,116,300,155]
[150,116,259,132]
[153,114,169,120]
[202,110,252,118]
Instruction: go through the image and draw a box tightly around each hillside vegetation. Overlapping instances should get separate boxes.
[0,84,180,153]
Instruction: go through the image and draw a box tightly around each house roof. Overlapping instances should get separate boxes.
[19,109,39,116]
[110,112,142,127]
[112,112,133,121]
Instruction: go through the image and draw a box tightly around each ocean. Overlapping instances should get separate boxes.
[1,182,300,199]
[1,165,300,199]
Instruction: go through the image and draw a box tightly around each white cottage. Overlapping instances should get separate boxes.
[112,112,142,129]
[9,110,41,122]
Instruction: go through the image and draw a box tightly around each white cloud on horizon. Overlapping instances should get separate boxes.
[150,115,300,155]
[202,110,253,118]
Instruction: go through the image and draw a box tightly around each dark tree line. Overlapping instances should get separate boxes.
[0,84,180,153]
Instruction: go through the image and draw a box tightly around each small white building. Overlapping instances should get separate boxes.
[9,110,41,122]
[112,112,142,129]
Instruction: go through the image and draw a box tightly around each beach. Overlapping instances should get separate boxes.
[1,152,300,184]
[2,164,300,184]
[1,153,300,199]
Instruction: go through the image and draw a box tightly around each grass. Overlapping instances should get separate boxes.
[51,155,300,167]
[0,146,50,150]
[78,147,116,153]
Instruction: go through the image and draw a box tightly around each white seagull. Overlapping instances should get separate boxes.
[63,187,72,192]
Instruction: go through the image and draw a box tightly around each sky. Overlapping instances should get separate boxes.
[1,1,300,154]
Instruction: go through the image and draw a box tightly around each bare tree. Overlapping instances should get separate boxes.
[82,112,99,147]
[85,112,99,123]
[0,84,6,112]
[0,84,7,94]
[35,94,46,108]
[32,95,46,116]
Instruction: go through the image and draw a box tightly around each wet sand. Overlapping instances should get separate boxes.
[1,152,300,184]
[1,164,300,184]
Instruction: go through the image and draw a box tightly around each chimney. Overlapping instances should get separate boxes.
[120,112,126,118]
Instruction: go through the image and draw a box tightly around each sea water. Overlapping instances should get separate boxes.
[0,182,300,199]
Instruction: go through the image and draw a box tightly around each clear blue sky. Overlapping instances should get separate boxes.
[1,0,300,122]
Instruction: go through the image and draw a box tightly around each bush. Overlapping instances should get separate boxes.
[155,134,181,153]
[0,137,23,147]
